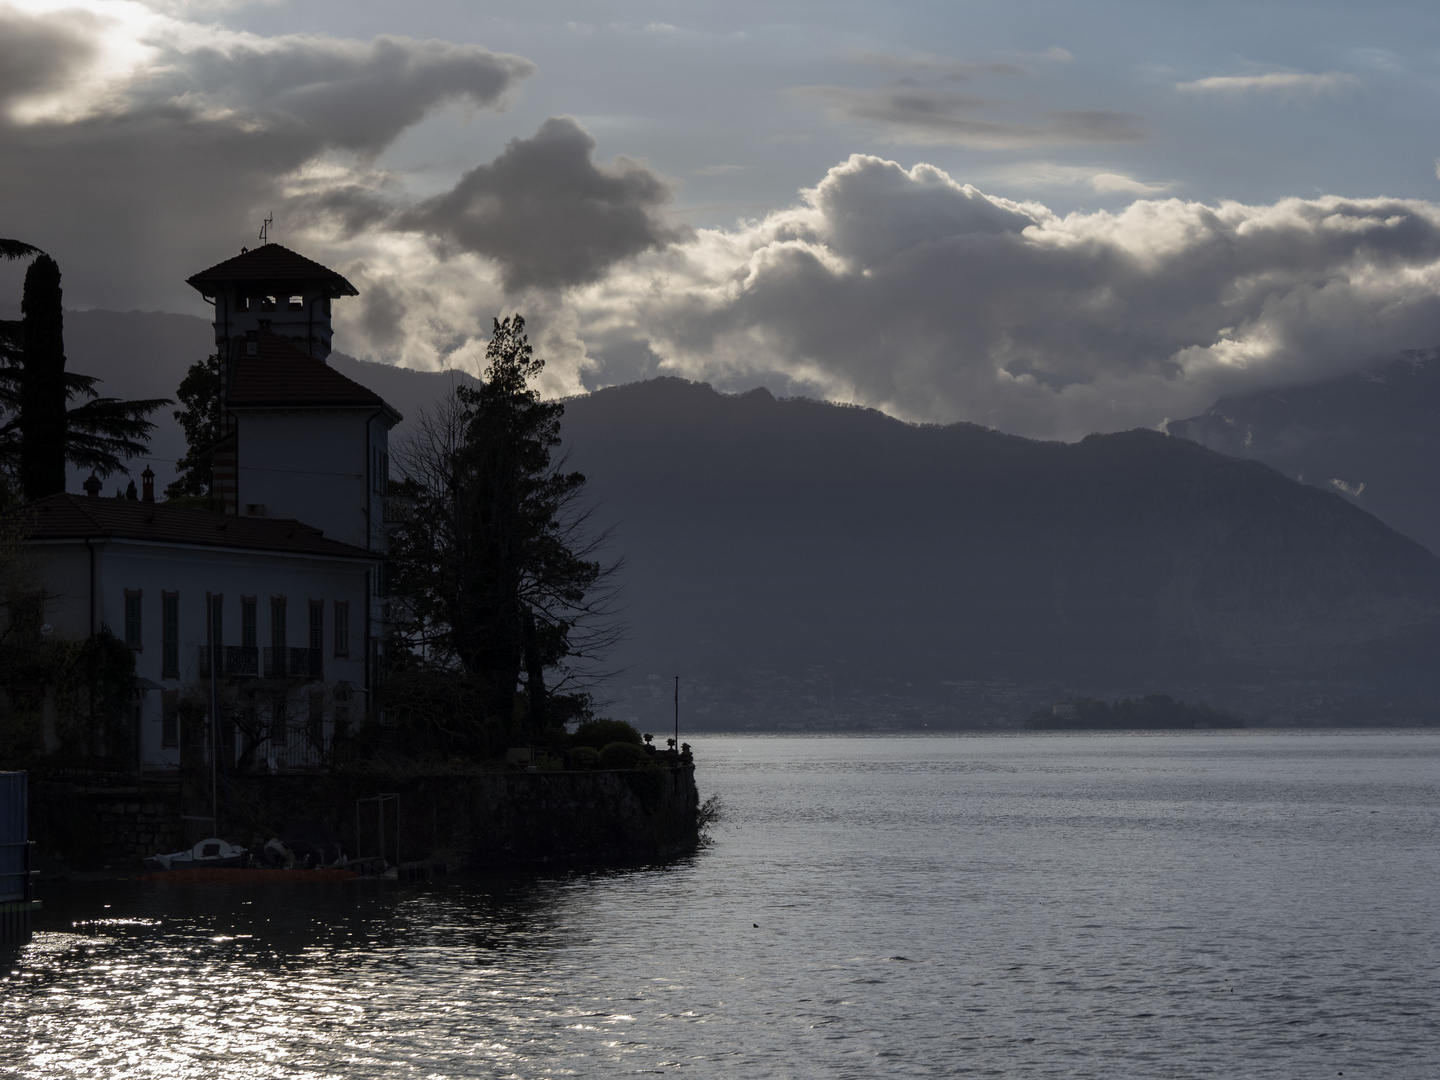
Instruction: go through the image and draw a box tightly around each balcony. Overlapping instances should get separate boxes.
[197,645,258,678]
[264,646,323,681]
[197,645,321,681]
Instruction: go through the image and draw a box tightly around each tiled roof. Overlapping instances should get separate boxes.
[186,244,359,296]
[227,331,401,420]
[20,495,376,560]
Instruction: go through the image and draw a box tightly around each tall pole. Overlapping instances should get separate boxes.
[209,595,219,833]
[674,675,679,756]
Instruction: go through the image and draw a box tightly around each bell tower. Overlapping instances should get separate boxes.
[183,244,397,551]
[186,242,359,362]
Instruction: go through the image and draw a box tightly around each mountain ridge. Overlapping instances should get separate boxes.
[558,377,1440,727]
[30,308,1440,725]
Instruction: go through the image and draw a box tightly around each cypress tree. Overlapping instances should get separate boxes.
[19,255,68,500]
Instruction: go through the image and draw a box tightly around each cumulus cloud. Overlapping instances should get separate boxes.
[1176,70,1363,101]
[566,155,1440,439]
[395,116,688,291]
[0,1,533,308]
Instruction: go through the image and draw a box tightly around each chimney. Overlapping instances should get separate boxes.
[141,466,155,503]
[83,473,102,498]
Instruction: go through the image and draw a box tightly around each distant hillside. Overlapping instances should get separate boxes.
[1168,349,1440,555]
[560,379,1440,727]
[36,310,1440,726]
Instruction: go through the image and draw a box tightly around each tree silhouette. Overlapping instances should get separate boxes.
[164,352,223,501]
[0,240,169,500]
[387,315,622,745]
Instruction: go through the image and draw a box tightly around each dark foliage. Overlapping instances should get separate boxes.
[0,241,168,497]
[570,717,642,750]
[165,353,224,501]
[386,315,622,751]
[0,240,40,262]
[17,255,68,500]
[598,741,648,769]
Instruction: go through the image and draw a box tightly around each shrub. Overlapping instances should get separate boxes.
[570,745,599,770]
[598,741,647,769]
[571,718,642,750]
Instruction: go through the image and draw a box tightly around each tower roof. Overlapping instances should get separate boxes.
[227,330,401,421]
[186,243,359,298]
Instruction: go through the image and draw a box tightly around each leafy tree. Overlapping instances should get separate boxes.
[165,353,224,501]
[387,315,621,748]
[0,241,169,499]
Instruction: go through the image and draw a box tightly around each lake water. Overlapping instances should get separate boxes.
[4,731,1439,1078]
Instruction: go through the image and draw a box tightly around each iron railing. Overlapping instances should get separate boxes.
[198,645,258,678]
[264,647,323,681]
[197,645,321,680]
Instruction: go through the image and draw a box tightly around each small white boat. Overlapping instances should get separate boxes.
[143,838,247,872]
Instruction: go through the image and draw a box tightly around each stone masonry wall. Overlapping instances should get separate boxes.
[30,766,700,871]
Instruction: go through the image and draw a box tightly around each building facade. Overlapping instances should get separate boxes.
[20,243,402,775]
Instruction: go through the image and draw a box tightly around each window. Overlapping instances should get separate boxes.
[308,600,324,652]
[287,295,303,310]
[208,594,223,653]
[161,593,179,677]
[124,589,142,649]
[161,689,179,748]
[241,597,257,648]
[334,601,349,658]
[270,597,286,649]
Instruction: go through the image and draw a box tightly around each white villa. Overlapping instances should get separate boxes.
[24,244,400,774]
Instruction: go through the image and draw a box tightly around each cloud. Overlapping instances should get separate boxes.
[395,116,689,291]
[801,50,1142,149]
[998,162,1176,195]
[1176,70,1363,101]
[843,51,1023,84]
[568,154,1440,439]
[0,6,100,108]
[800,85,1143,149]
[0,1,533,309]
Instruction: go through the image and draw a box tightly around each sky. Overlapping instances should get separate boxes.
[3,0,1440,438]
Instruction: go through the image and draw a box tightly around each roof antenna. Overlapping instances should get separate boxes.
[259,212,273,245]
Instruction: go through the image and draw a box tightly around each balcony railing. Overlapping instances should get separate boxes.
[198,645,258,678]
[264,646,323,681]
[197,645,320,680]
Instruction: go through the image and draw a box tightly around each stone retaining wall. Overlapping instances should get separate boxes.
[30,765,700,871]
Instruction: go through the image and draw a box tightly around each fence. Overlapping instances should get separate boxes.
[198,646,322,681]
[0,772,36,943]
